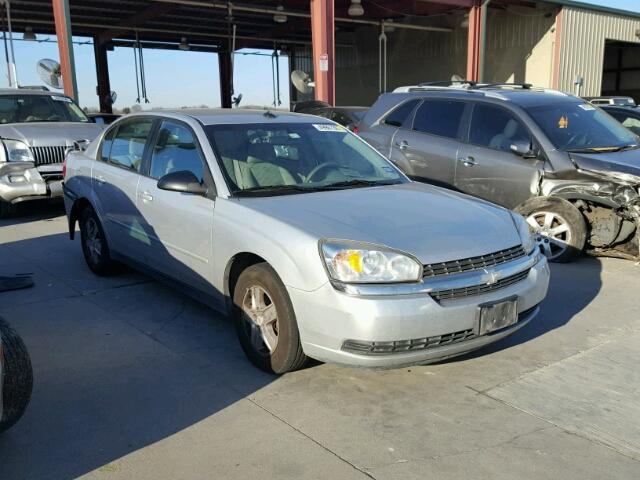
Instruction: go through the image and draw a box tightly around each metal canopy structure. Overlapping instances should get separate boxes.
[3,0,568,110]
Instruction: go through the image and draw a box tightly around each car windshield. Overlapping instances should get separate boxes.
[0,95,89,124]
[206,122,405,195]
[527,102,639,152]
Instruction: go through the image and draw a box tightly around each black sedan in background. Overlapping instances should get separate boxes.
[602,105,640,136]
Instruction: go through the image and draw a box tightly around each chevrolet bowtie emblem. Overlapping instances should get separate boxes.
[483,269,502,286]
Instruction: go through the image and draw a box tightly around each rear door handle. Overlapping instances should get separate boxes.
[458,156,477,167]
[139,191,154,202]
[395,140,409,151]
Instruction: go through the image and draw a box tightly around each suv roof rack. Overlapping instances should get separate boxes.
[472,83,533,90]
[418,80,477,87]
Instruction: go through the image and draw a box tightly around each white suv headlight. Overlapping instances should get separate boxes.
[511,212,536,255]
[320,240,422,284]
[3,140,34,162]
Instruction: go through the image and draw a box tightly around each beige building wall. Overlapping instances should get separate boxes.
[559,7,640,97]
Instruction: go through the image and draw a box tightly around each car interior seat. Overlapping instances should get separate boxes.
[245,143,297,187]
[489,119,521,151]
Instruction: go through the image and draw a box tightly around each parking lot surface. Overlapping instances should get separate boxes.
[1,204,639,480]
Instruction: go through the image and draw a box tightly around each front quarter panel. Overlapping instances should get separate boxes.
[211,198,329,295]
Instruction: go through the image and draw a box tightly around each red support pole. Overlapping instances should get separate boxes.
[310,0,335,105]
[52,0,78,100]
[466,1,482,83]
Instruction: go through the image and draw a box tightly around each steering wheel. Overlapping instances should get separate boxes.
[304,162,341,183]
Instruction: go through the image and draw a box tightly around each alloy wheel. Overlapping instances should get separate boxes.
[241,285,279,355]
[526,211,572,261]
[85,217,103,264]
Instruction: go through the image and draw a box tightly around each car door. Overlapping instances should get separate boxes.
[362,99,420,158]
[91,117,155,255]
[136,119,215,293]
[390,99,466,188]
[455,103,544,209]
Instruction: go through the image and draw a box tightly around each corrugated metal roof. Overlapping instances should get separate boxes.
[543,0,640,19]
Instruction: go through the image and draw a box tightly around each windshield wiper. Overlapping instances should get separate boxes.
[566,145,639,153]
[233,185,322,197]
[312,179,401,190]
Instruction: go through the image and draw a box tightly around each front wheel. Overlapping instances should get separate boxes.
[233,263,308,374]
[516,197,586,263]
[0,317,33,433]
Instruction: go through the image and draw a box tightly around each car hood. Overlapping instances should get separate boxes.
[0,122,103,147]
[569,150,640,182]
[238,182,521,264]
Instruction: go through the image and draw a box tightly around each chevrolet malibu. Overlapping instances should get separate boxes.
[63,110,550,373]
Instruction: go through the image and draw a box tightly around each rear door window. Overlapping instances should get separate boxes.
[412,100,466,139]
[469,104,531,152]
[383,99,420,128]
[108,119,154,171]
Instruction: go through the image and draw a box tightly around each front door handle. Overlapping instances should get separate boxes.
[395,140,409,151]
[458,156,477,167]
[139,191,154,202]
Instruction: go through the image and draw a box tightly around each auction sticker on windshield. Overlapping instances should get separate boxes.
[313,124,346,132]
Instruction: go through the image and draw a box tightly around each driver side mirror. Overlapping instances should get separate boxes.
[510,141,537,159]
[157,170,207,196]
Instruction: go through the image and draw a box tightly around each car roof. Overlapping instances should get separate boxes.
[133,108,334,125]
[387,87,582,108]
[0,88,64,97]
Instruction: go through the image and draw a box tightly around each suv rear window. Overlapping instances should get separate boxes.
[412,100,465,139]
[383,100,419,127]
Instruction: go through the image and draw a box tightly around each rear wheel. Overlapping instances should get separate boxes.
[233,263,308,374]
[0,317,33,433]
[516,197,586,263]
[79,206,116,275]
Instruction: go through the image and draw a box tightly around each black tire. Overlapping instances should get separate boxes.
[0,317,33,433]
[233,263,308,374]
[0,200,16,219]
[515,197,587,263]
[79,206,116,276]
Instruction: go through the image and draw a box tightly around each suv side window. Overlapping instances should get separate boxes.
[383,99,420,128]
[99,126,117,162]
[469,104,531,152]
[149,120,205,182]
[412,100,466,139]
[109,119,154,171]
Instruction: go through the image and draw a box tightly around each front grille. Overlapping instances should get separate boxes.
[429,269,531,302]
[341,306,540,356]
[31,146,67,166]
[423,245,525,278]
[342,329,476,355]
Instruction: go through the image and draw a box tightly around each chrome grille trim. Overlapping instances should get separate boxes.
[31,146,66,166]
[423,245,526,278]
[429,269,531,302]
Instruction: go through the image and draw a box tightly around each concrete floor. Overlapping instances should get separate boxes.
[1,203,639,480]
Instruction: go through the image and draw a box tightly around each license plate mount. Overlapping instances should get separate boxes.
[478,297,518,336]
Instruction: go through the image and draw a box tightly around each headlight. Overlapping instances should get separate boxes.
[511,213,536,255]
[320,240,422,284]
[3,140,34,162]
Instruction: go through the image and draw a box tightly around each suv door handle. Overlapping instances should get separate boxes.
[395,140,409,151]
[458,156,477,167]
[139,191,154,202]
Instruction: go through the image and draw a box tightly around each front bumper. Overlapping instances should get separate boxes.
[0,163,63,203]
[289,253,550,368]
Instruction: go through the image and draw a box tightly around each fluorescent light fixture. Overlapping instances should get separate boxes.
[348,0,364,17]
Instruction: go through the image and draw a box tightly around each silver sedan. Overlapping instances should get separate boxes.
[63,110,549,373]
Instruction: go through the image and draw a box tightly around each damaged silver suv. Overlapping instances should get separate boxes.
[0,89,103,217]
[359,84,640,262]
